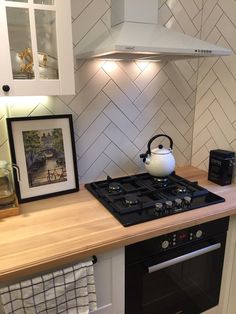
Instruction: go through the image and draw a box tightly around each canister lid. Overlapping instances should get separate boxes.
[210,149,235,158]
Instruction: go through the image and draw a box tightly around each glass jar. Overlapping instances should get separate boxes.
[0,160,19,207]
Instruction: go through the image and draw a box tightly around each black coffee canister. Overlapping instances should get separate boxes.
[208,149,235,186]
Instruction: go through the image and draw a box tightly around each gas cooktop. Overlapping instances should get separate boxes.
[85,172,225,227]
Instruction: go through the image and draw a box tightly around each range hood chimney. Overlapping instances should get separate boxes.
[75,0,231,61]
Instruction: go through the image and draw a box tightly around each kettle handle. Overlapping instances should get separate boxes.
[147,134,173,155]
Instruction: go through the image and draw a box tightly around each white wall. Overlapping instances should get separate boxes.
[0,0,220,184]
[192,0,236,182]
[3,1,235,185]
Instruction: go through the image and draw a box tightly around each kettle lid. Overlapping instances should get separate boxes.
[151,145,172,155]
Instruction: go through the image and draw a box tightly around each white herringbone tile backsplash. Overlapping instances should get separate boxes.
[0,0,235,184]
[192,0,236,182]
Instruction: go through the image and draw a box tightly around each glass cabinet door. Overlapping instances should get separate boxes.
[4,0,58,80]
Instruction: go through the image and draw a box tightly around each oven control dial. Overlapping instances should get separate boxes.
[195,230,203,238]
[161,240,170,249]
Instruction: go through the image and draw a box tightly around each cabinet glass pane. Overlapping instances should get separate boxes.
[5,1,28,2]
[6,7,35,79]
[34,0,54,4]
[35,10,58,79]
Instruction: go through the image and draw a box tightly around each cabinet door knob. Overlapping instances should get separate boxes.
[2,85,10,92]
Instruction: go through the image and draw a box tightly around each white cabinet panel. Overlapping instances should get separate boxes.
[0,0,74,96]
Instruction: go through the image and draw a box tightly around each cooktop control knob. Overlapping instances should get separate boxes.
[154,203,163,216]
[184,196,192,206]
[161,240,169,249]
[195,230,203,238]
[174,198,182,208]
[165,200,173,209]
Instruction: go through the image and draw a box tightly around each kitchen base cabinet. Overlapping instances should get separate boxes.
[201,216,236,314]
[93,247,125,314]
[0,248,125,314]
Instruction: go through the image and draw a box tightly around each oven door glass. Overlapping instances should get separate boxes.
[125,233,226,314]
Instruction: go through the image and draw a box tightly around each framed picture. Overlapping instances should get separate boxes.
[7,115,79,203]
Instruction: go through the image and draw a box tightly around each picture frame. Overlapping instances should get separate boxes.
[7,114,79,203]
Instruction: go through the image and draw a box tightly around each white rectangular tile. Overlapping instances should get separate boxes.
[80,153,111,183]
[201,5,223,40]
[133,110,166,149]
[134,62,165,92]
[193,110,213,138]
[192,145,209,167]
[78,133,111,176]
[196,69,217,101]
[76,113,110,157]
[102,63,140,101]
[164,62,193,99]
[213,59,236,102]
[180,0,200,19]
[103,81,140,122]
[162,81,192,118]
[104,161,127,178]
[217,14,236,52]
[207,120,232,150]
[171,1,198,36]
[192,128,211,154]
[161,119,189,152]
[210,80,236,123]
[134,91,167,131]
[104,103,139,141]
[161,100,190,135]
[104,123,139,158]
[69,70,110,115]
[209,100,236,143]
[104,143,138,175]
[202,0,218,24]
[72,0,109,45]
[134,70,168,111]
[218,0,236,26]
[195,89,215,119]
[74,92,110,137]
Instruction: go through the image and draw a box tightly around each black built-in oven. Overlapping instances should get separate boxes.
[125,217,229,314]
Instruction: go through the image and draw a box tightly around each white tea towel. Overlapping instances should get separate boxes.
[0,260,97,314]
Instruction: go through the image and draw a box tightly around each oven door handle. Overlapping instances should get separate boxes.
[148,243,221,273]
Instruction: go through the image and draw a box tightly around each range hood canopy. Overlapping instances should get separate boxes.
[75,0,231,61]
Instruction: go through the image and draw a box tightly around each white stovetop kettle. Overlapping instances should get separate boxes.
[140,134,176,177]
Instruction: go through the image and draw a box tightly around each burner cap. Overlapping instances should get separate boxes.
[108,182,121,192]
[124,194,139,206]
[153,177,169,187]
[173,185,187,194]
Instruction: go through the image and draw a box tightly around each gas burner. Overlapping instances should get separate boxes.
[85,172,225,227]
[173,185,187,195]
[153,177,169,187]
[124,194,139,206]
[108,182,121,193]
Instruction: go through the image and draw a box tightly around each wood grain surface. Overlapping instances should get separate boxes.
[0,166,236,284]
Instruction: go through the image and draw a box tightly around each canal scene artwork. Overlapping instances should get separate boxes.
[22,128,67,188]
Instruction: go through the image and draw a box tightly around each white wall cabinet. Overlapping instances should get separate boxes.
[93,247,125,314]
[0,0,75,96]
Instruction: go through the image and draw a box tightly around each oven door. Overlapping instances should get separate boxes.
[125,233,226,314]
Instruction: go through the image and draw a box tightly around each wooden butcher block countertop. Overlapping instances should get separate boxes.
[1,166,236,283]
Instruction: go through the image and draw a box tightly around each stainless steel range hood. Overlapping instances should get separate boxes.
[75,0,231,61]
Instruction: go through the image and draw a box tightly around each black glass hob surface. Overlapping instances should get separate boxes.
[85,172,225,227]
